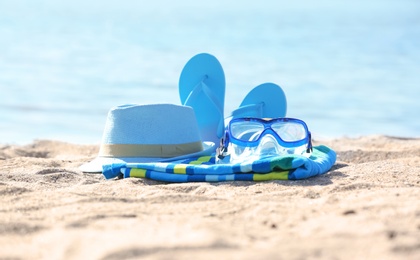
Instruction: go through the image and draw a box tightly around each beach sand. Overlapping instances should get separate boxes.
[0,135,419,259]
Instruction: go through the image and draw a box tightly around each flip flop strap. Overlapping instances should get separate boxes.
[230,102,264,119]
[184,77,224,138]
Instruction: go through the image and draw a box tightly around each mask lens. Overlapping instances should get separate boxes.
[271,121,307,142]
[230,121,264,142]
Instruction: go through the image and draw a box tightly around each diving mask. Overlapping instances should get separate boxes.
[216,117,312,164]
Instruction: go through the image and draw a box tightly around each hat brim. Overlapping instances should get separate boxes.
[79,141,216,173]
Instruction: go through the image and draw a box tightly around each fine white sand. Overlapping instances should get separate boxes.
[1,135,419,259]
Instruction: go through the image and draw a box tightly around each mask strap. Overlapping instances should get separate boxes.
[306,132,313,153]
[216,131,230,159]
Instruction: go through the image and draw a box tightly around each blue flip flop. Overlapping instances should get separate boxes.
[179,53,226,145]
[230,82,287,119]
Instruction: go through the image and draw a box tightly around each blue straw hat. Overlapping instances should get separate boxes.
[80,104,215,173]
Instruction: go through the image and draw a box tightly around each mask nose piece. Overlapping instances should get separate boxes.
[256,134,280,156]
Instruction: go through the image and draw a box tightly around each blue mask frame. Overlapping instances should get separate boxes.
[217,117,312,159]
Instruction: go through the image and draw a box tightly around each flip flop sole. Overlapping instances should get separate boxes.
[179,53,225,106]
[236,83,287,119]
[179,53,226,144]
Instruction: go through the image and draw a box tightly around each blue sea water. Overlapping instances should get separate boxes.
[0,0,419,144]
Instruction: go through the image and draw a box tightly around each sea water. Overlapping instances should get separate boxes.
[1,0,419,144]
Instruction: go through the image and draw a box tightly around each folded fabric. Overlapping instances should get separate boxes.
[102,145,336,182]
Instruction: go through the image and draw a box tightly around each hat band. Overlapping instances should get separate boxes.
[98,141,204,158]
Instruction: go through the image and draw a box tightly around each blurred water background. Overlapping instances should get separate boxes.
[0,0,419,144]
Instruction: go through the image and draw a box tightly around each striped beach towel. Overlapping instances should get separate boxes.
[102,145,336,182]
